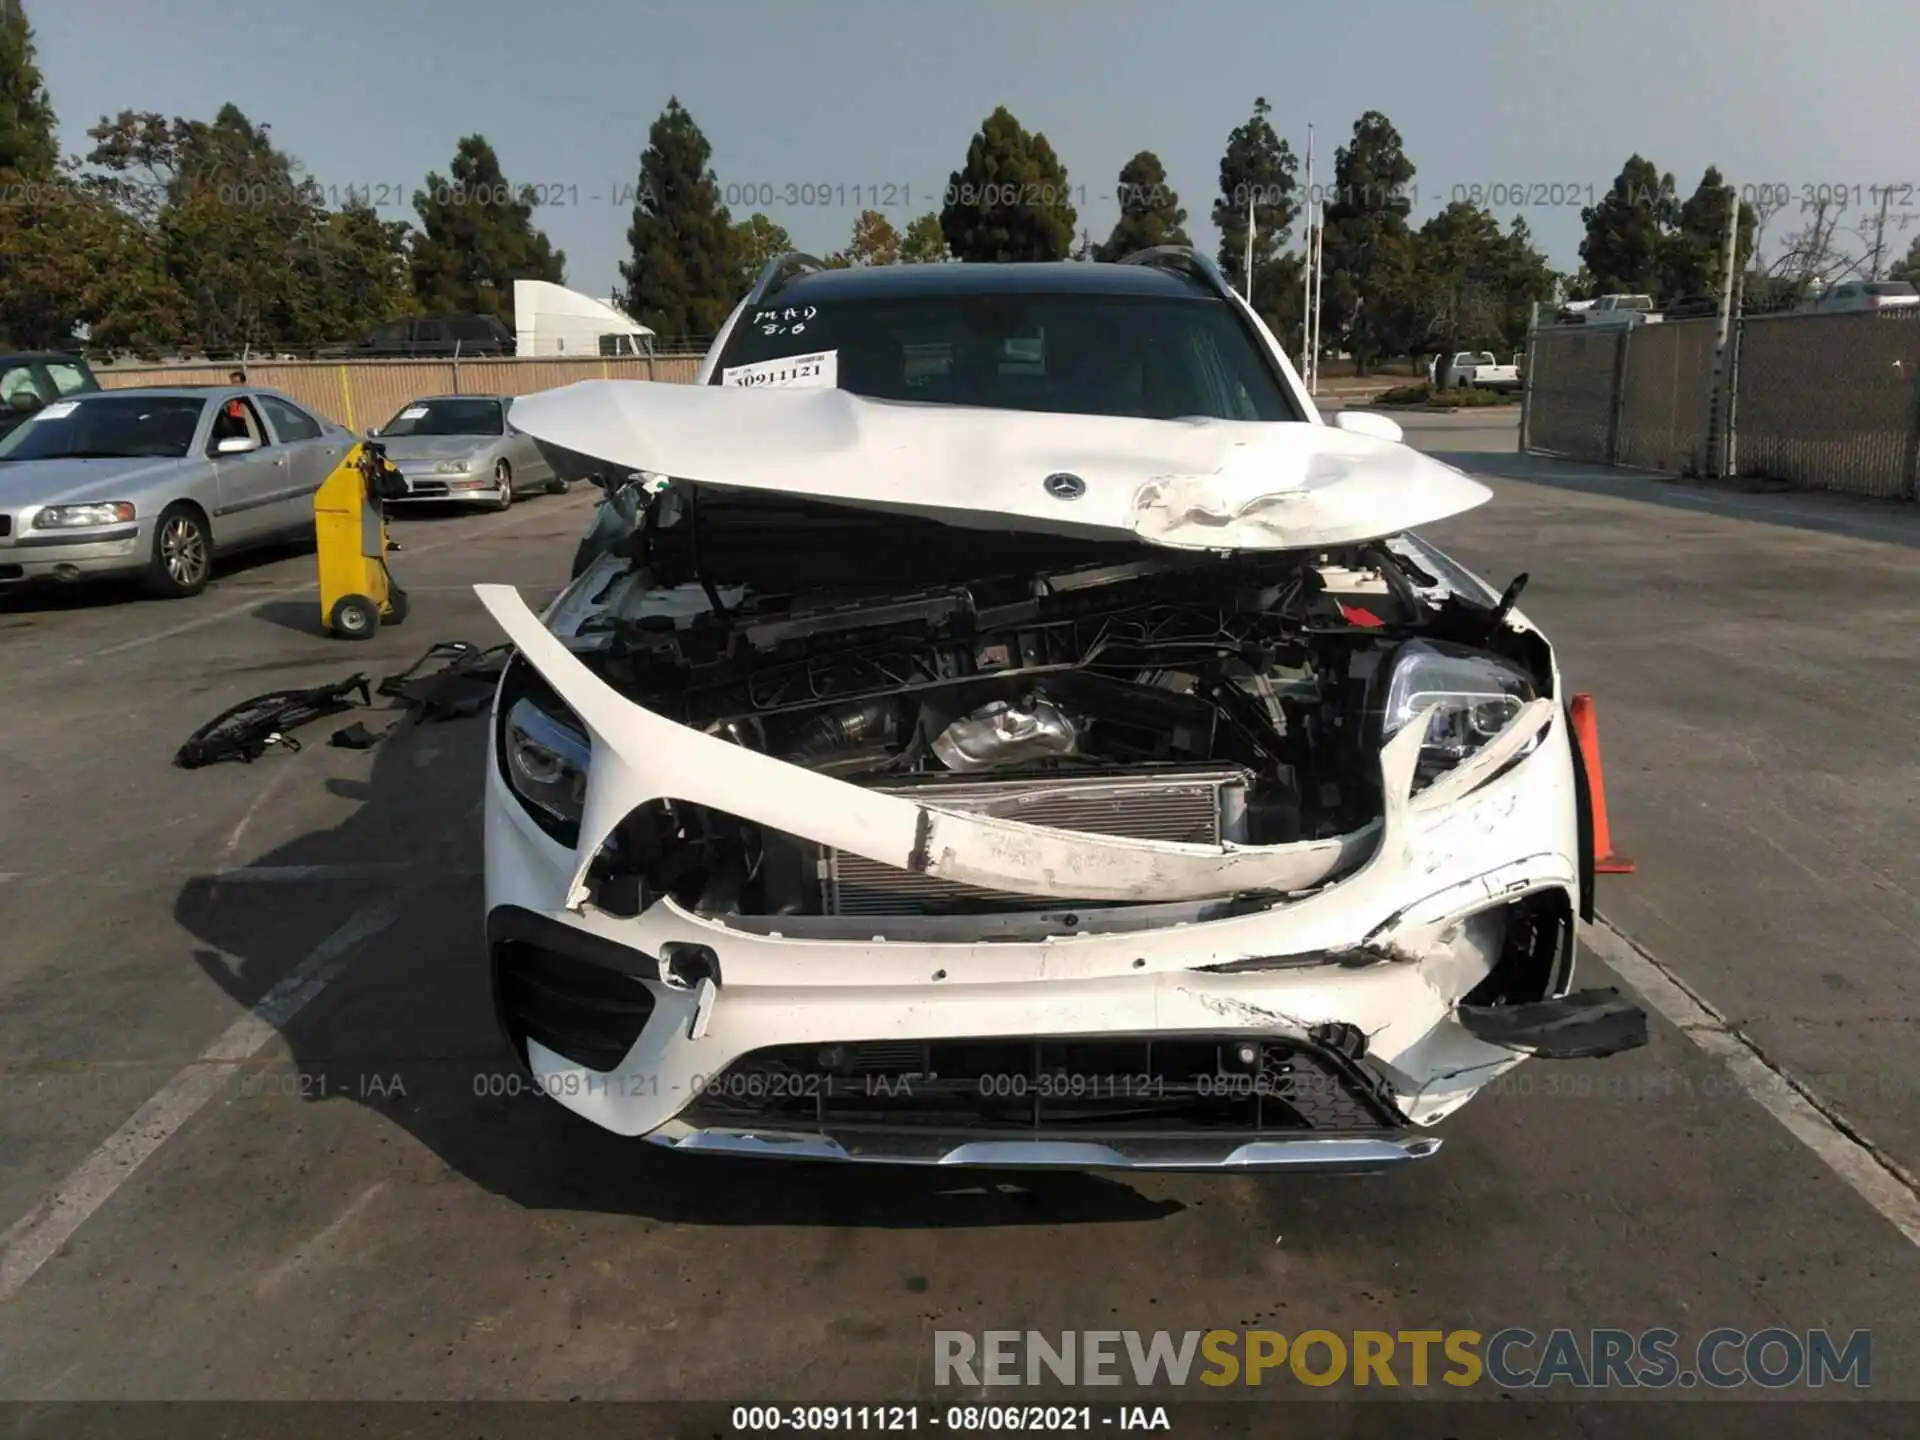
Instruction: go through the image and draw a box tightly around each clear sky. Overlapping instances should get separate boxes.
[27,0,1920,298]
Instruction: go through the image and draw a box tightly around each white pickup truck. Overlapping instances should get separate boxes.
[1431,350,1521,392]
[1578,294,1663,327]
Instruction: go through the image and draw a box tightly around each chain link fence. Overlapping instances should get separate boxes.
[1521,328,1623,462]
[1732,311,1920,499]
[1613,318,1724,475]
[1523,310,1920,500]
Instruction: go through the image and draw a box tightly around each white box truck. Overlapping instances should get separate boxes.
[513,281,655,358]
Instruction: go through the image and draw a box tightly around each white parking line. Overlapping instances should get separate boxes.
[1585,915,1920,1248]
[0,904,398,1305]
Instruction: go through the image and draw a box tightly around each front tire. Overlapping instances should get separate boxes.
[330,593,380,639]
[492,460,514,512]
[146,504,213,598]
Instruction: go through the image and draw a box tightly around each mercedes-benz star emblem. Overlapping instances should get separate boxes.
[1043,472,1086,500]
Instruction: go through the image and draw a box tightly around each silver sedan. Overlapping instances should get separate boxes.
[0,386,353,598]
[371,395,569,511]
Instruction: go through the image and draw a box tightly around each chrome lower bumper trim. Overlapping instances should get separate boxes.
[645,1127,1441,1171]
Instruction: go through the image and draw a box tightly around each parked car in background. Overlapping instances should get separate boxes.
[371,395,567,510]
[1798,280,1920,314]
[0,386,351,597]
[0,352,102,443]
[1431,351,1521,392]
[1660,294,1720,321]
[324,314,515,359]
[1579,295,1662,327]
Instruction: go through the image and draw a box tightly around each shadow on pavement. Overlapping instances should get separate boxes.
[249,598,324,636]
[1440,450,1920,552]
[173,704,1187,1230]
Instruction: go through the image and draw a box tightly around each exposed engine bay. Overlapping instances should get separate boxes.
[505,485,1553,922]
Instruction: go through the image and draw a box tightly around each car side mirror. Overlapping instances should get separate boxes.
[215,435,261,455]
[1330,410,1405,444]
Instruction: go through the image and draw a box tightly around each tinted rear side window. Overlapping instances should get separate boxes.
[259,395,323,441]
[714,293,1300,422]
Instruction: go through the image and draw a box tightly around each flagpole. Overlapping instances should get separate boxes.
[1310,203,1325,394]
[1245,185,1256,305]
[1299,122,1314,376]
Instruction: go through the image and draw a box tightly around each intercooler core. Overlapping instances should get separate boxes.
[816,767,1252,915]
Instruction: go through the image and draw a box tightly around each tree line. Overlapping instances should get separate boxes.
[6,2,1909,365]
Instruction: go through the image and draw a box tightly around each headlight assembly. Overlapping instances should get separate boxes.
[434,459,474,474]
[1379,639,1539,785]
[33,502,135,529]
[502,695,591,835]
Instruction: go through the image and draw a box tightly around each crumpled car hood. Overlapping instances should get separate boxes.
[506,381,1491,550]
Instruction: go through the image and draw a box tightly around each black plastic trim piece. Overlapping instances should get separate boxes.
[486,904,662,983]
[1456,986,1649,1060]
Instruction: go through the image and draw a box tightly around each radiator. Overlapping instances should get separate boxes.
[817,767,1250,915]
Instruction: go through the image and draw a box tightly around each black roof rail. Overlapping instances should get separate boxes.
[744,252,828,310]
[1116,246,1237,304]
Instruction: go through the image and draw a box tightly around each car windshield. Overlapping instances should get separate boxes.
[379,398,504,437]
[713,292,1300,421]
[0,394,204,461]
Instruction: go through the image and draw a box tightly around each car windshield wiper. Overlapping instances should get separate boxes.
[44,449,154,460]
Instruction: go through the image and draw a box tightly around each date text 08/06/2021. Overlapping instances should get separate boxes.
[728,1404,1171,1434]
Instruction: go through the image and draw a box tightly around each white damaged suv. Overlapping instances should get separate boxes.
[475,248,1646,1172]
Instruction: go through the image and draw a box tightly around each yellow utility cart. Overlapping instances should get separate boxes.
[315,441,410,640]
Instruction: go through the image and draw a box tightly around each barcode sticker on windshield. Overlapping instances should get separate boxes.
[398,405,428,420]
[33,401,79,421]
[720,351,838,390]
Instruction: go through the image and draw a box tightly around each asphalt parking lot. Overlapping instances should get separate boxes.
[1,417,1917,1430]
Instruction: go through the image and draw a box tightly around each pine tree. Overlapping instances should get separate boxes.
[939,107,1077,262]
[0,1,58,178]
[410,135,564,327]
[621,98,738,341]
[1320,111,1418,371]
[1211,99,1301,343]
[1578,156,1678,295]
[1095,151,1188,261]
